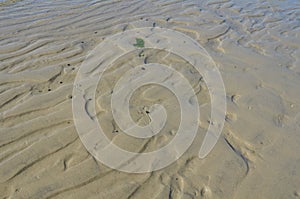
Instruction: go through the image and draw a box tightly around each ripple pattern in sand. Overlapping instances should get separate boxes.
[0,0,299,198]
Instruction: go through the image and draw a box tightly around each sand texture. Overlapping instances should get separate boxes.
[0,0,299,198]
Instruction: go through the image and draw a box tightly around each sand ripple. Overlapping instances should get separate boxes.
[0,0,299,198]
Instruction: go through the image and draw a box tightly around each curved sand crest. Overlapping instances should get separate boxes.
[0,0,299,198]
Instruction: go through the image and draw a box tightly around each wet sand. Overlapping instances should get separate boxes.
[0,0,299,198]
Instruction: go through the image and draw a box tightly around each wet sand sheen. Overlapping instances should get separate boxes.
[0,0,299,198]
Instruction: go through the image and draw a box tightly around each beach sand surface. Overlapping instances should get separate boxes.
[0,0,299,198]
